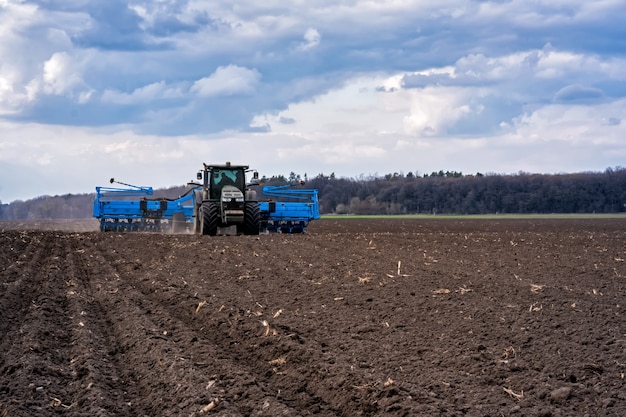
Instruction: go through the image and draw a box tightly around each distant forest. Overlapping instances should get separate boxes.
[1,167,625,220]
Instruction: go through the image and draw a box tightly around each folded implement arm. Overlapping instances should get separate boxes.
[93,179,198,232]
[258,185,320,233]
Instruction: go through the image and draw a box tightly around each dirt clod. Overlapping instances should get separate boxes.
[550,386,572,403]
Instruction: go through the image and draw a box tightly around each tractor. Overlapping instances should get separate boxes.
[192,162,260,235]
[94,162,319,234]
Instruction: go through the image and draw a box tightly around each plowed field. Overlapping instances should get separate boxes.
[1,219,625,416]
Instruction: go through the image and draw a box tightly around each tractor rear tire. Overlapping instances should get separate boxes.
[242,202,260,235]
[201,202,219,236]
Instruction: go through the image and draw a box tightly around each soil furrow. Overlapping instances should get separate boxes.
[62,233,146,415]
[75,235,252,416]
[0,231,48,339]
[0,232,78,415]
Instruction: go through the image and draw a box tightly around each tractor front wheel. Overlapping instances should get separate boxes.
[242,202,260,235]
[201,203,219,236]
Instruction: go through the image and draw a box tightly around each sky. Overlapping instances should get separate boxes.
[1,0,625,203]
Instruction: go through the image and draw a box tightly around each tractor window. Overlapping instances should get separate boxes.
[212,169,242,188]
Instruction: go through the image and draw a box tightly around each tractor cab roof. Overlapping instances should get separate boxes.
[203,162,249,171]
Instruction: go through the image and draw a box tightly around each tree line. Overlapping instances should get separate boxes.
[1,167,625,220]
[306,167,626,215]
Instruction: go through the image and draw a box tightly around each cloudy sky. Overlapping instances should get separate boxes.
[1,0,625,202]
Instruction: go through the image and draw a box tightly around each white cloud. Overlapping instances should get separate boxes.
[16,51,96,104]
[244,43,626,176]
[298,28,320,51]
[0,1,38,112]
[41,52,82,95]
[102,81,185,104]
[403,87,478,136]
[507,100,626,145]
[0,1,94,111]
[191,65,261,97]
[262,46,616,139]
[446,46,626,86]
[0,76,20,115]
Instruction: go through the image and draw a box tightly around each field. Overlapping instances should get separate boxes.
[1,218,625,416]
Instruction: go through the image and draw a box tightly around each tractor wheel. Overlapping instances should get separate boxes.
[201,202,219,236]
[172,212,186,233]
[242,202,260,235]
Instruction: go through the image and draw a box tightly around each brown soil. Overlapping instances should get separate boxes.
[1,218,625,416]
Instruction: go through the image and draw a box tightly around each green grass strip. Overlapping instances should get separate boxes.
[320,213,626,220]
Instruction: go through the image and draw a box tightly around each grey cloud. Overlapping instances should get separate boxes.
[28,0,213,52]
[401,73,443,88]
[602,117,621,126]
[553,85,605,103]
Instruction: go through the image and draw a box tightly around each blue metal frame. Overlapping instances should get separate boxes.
[93,185,198,232]
[259,185,320,233]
